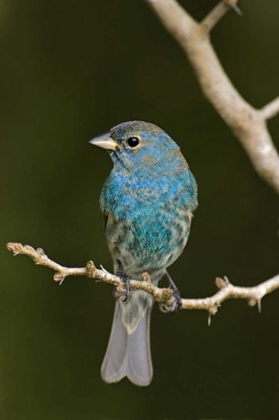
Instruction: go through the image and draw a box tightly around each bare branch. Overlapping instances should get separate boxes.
[261,96,279,120]
[145,0,279,195]
[181,276,279,314]
[201,0,239,33]
[6,242,279,317]
[6,242,173,305]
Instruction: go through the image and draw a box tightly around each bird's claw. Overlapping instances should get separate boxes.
[113,270,131,302]
[159,270,182,313]
[159,287,182,313]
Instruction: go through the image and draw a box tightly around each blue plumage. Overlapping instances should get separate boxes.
[90,121,198,386]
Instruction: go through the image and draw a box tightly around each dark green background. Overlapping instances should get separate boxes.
[2,0,279,419]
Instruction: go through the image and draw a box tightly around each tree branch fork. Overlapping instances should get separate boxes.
[145,0,279,194]
[6,242,279,323]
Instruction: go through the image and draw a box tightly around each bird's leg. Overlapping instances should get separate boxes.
[113,269,131,302]
[159,270,182,313]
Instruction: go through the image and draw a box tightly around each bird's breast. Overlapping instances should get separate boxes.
[100,168,197,279]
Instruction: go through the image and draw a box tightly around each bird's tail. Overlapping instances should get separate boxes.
[101,291,153,386]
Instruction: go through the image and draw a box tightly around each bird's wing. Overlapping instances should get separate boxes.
[103,212,118,242]
[103,213,108,238]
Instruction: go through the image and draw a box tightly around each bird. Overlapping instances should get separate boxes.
[90,121,198,386]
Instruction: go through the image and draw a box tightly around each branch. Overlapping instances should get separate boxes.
[6,243,279,321]
[201,0,241,33]
[261,97,279,120]
[145,0,279,195]
[6,242,173,305]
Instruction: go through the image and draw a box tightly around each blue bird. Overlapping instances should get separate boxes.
[90,121,198,386]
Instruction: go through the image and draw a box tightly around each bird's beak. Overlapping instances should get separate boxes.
[89,133,118,151]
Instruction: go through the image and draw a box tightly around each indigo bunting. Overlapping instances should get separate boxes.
[90,121,197,386]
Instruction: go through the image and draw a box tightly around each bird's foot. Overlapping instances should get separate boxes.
[113,269,131,302]
[159,270,182,313]
[159,288,182,313]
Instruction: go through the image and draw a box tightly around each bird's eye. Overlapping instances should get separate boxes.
[127,136,140,148]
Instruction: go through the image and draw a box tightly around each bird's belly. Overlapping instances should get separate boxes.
[106,210,191,280]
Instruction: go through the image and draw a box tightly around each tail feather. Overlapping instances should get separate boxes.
[120,290,153,334]
[101,301,153,386]
[126,306,153,386]
[101,302,128,383]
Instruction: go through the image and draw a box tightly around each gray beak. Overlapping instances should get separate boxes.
[89,133,118,151]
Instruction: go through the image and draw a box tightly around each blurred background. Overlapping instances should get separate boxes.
[2,0,279,418]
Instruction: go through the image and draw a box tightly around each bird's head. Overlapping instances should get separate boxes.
[90,121,188,174]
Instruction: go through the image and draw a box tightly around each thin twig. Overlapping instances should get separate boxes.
[201,0,238,33]
[261,97,279,120]
[145,0,279,195]
[6,242,279,316]
[6,243,173,305]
